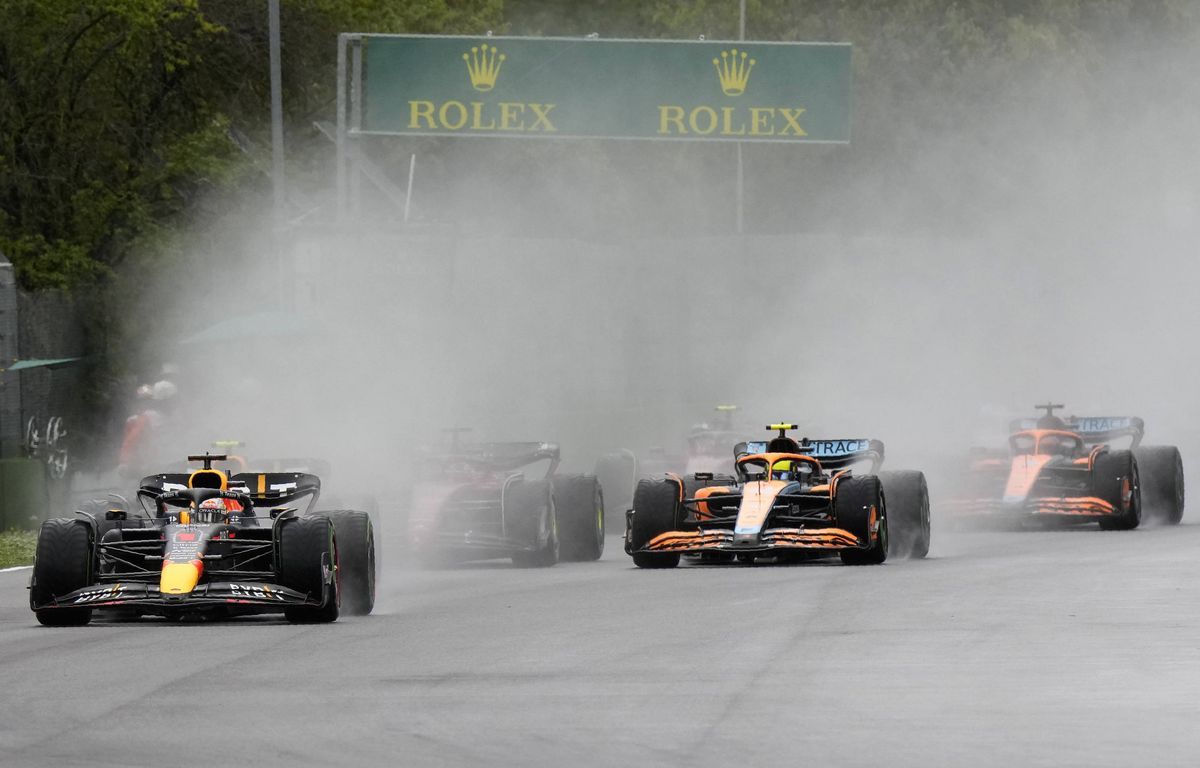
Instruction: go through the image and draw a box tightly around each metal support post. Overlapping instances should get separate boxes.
[736,0,746,234]
[336,34,348,222]
[351,41,363,219]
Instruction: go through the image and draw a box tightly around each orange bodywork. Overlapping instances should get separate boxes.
[951,430,1126,520]
[693,486,733,520]
[733,479,789,534]
[639,452,866,554]
[647,527,860,551]
[1004,454,1053,500]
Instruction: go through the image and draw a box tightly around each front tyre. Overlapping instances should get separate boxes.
[278,516,339,623]
[510,482,559,568]
[628,479,682,569]
[1096,450,1141,531]
[31,518,95,626]
[834,476,888,566]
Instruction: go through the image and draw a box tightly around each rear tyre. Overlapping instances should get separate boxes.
[278,516,339,623]
[1096,450,1141,531]
[878,470,930,559]
[1134,446,1184,524]
[628,479,682,569]
[323,510,375,615]
[553,474,605,562]
[834,476,888,566]
[31,518,94,626]
[510,482,559,568]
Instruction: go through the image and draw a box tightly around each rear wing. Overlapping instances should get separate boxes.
[1069,416,1144,447]
[799,438,884,471]
[734,438,884,472]
[1009,416,1144,448]
[228,472,322,506]
[137,472,322,508]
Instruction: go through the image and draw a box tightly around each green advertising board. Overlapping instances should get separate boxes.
[361,35,851,143]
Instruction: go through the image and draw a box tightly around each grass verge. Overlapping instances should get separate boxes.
[0,529,37,568]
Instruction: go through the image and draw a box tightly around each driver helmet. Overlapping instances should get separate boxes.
[1036,414,1067,429]
[197,496,228,522]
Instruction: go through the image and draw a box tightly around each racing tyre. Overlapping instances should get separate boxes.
[553,474,605,562]
[878,470,930,559]
[1134,446,1184,524]
[1096,450,1141,531]
[834,476,888,566]
[324,510,375,615]
[628,479,682,569]
[595,451,637,531]
[278,516,339,623]
[510,482,559,568]
[1099,446,1142,530]
[31,518,95,626]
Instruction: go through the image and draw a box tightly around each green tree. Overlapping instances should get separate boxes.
[0,1,235,288]
[0,0,504,290]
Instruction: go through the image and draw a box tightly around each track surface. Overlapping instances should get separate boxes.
[2,524,1199,767]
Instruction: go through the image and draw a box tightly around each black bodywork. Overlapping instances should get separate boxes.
[31,470,335,619]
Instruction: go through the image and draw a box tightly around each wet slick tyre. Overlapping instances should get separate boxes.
[629,479,682,569]
[553,474,605,562]
[1134,446,1185,524]
[834,476,888,566]
[510,482,559,568]
[31,518,94,626]
[278,516,339,623]
[1096,450,1141,531]
[323,510,375,615]
[878,470,930,559]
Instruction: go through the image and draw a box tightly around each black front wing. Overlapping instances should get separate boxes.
[32,580,326,616]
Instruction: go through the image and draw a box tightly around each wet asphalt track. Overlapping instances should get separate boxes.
[2,522,1200,768]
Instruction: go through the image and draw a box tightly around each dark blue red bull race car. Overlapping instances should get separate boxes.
[29,453,375,625]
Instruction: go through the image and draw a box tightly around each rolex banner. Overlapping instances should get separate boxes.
[361,35,851,143]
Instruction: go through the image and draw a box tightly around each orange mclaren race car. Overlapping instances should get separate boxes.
[946,404,1183,529]
[624,425,894,567]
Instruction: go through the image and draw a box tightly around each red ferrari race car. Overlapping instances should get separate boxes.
[407,440,604,567]
[623,424,931,567]
[29,453,376,625]
[946,404,1185,529]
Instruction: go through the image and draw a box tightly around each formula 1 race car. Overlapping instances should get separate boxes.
[408,440,604,567]
[29,453,376,625]
[946,404,1183,528]
[624,425,925,567]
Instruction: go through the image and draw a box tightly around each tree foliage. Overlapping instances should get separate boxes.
[0,0,502,290]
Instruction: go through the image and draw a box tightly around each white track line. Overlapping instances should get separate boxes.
[0,565,32,573]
